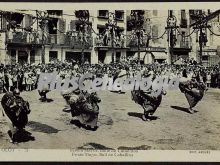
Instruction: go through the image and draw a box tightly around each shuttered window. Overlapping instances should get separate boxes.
[152,25,158,38]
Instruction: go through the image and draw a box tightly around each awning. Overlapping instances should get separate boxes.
[152,52,167,60]
[133,52,147,60]
[174,60,184,65]
[97,24,106,29]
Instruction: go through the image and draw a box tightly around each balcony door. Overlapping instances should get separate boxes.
[116,52,121,62]
[18,51,28,64]
[98,50,106,63]
[49,51,58,62]
[65,52,81,63]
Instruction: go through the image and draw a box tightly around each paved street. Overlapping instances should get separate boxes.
[0,88,220,150]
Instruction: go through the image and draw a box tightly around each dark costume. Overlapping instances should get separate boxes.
[131,87,166,121]
[1,92,30,142]
[38,83,50,102]
[179,78,206,113]
[68,91,101,129]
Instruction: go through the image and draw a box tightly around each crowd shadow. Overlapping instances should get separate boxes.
[171,106,198,114]
[127,112,159,121]
[70,119,98,131]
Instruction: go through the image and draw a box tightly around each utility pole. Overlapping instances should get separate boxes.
[199,27,203,64]
[166,10,178,64]
[129,10,145,65]
[137,31,141,65]
[37,10,48,64]
[190,10,220,65]
[75,10,90,65]
[111,27,114,63]
[105,12,117,64]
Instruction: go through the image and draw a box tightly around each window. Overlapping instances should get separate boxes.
[116,52,121,62]
[98,10,109,18]
[11,49,16,64]
[24,15,33,30]
[144,18,151,35]
[180,10,187,28]
[115,10,124,21]
[152,25,158,39]
[48,18,58,34]
[70,20,76,30]
[49,51,58,62]
[47,10,63,16]
[30,50,35,64]
[98,28,105,34]
[202,55,208,61]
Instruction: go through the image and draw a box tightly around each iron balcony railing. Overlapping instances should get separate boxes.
[6,31,42,44]
[63,34,93,49]
[7,31,93,49]
[94,35,125,48]
[47,34,58,44]
[126,35,149,48]
[179,40,192,49]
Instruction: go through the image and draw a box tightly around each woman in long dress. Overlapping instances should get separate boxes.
[179,69,206,114]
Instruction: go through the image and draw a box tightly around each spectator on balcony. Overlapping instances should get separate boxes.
[114,36,119,47]
[121,36,125,48]
[8,29,14,43]
[35,31,40,44]
[96,35,103,46]
[103,29,110,46]
[29,32,34,44]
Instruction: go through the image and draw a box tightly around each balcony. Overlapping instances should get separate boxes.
[6,31,42,45]
[180,40,191,48]
[126,35,149,48]
[94,35,125,48]
[44,33,93,49]
[7,31,93,49]
[63,34,93,49]
[47,34,58,44]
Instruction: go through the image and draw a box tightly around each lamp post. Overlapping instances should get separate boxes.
[166,10,178,64]
[192,12,209,64]
[37,10,49,64]
[75,10,90,64]
[129,10,145,65]
[105,12,118,63]
[190,10,220,65]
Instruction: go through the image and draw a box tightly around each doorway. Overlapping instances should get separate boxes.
[18,51,28,64]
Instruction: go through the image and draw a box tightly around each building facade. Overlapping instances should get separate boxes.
[0,9,220,65]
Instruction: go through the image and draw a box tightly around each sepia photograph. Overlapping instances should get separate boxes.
[0,2,220,161]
